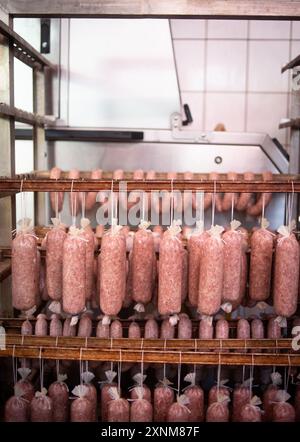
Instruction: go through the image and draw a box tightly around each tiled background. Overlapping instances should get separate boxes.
[171,19,300,152]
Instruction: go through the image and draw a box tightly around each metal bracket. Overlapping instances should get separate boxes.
[170,112,211,143]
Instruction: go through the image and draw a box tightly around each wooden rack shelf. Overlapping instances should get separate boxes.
[0,177,299,194]
[0,103,53,127]
[0,19,54,71]
[0,336,298,366]
[0,260,11,282]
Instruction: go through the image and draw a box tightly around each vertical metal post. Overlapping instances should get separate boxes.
[289,67,300,226]
[0,13,14,315]
[33,68,47,226]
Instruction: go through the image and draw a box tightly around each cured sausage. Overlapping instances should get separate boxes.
[12,223,38,311]
[15,368,34,402]
[208,385,230,405]
[110,320,123,338]
[267,317,281,338]
[273,229,299,318]
[167,395,190,422]
[158,228,183,316]
[188,230,208,307]
[48,379,69,422]
[80,219,97,301]
[251,319,264,339]
[273,401,295,422]
[49,314,62,337]
[144,318,159,339]
[68,169,80,216]
[236,172,255,212]
[77,313,93,338]
[178,313,192,339]
[199,317,214,339]
[130,384,152,404]
[232,386,252,421]
[263,384,279,421]
[128,322,141,339]
[107,387,130,422]
[239,403,262,422]
[71,385,94,422]
[96,320,110,338]
[160,318,175,339]
[222,172,238,211]
[130,396,153,422]
[198,226,224,316]
[222,225,243,310]
[184,384,204,422]
[30,393,53,422]
[132,227,154,307]
[4,394,29,422]
[45,219,67,301]
[21,319,32,335]
[249,228,273,301]
[237,319,250,339]
[153,384,174,422]
[35,314,48,336]
[206,401,229,422]
[99,228,126,317]
[247,171,273,216]
[63,317,77,337]
[215,319,229,342]
[50,167,64,213]
[62,226,86,315]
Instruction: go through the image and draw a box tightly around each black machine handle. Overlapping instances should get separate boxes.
[182,103,193,126]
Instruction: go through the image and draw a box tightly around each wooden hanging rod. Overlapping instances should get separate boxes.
[0,344,298,366]
[2,335,298,351]
[0,177,298,193]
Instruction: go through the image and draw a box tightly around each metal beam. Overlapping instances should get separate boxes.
[1,0,300,18]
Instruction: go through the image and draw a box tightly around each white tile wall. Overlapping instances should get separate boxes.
[205,93,245,132]
[249,20,290,39]
[171,19,300,151]
[206,40,247,91]
[174,40,205,91]
[171,19,205,39]
[207,20,247,39]
[248,40,290,92]
[292,21,300,39]
[247,93,288,144]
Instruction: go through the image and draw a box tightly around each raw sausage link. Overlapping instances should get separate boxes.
[181,248,188,302]
[132,228,154,305]
[158,231,183,316]
[110,320,123,338]
[263,384,279,421]
[77,313,93,338]
[99,230,126,316]
[71,397,94,422]
[273,232,299,317]
[35,314,48,336]
[239,403,261,422]
[49,314,63,337]
[63,317,77,337]
[101,382,117,421]
[96,320,110,338]
[188,231,209,307]
[81,224,96,301]
[267,317,281,338]
[167,402,190,422]
[62,229,86,315]
[128,322,141,338]
[249,228,274,301]
[199,318,214,339]
[272,402,295,422]
[198,232,224,316]
[222,229,242,309]
[206,402,229,422]
[232,386,252,421]
[160,318,175,339]
[45,225,67,301]
[12,232,37,311]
